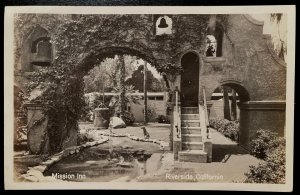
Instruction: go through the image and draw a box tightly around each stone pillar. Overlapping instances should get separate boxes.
[171,95,182,160]
[25,103,50,154]
[204,141,212,163]
[238,101,285,149]
[206,100,214,118]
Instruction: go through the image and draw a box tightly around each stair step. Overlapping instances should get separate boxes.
[178,150,207,163]
[181,107,199,114]
[181,120,200,127]
[181,114,199,120]
[181,127,201,134]
[182,142,203,150]
[182,134,203,142]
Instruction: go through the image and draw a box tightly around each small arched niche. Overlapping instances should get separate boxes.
[31,36,52,67]
[155,15,173,36]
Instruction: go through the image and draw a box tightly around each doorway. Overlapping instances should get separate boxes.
[181,52,200,107]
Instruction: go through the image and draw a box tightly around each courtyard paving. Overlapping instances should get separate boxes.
[137,128,261,183]
[79,122,171,144]
[79,122,261,183]
[14,123,261,182]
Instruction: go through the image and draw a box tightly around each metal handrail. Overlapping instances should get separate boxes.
[174,89,181,138]
[202,87,210,139]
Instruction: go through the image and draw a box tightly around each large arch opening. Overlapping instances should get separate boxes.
[208,81,250,142]
[208,81,250,162]
[76,46,171,132]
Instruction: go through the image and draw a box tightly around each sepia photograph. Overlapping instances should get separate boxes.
[4,5,295,191]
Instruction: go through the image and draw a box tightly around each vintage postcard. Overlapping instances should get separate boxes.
[4,6,295,190]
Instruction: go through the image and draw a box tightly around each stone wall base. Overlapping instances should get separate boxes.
[25,103,50,154]
[238,101,285,148]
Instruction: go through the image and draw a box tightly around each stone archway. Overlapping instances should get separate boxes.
[208,80,251,146]
[76,42,160,75]
[219,80,250,103]
[74,43,170,122]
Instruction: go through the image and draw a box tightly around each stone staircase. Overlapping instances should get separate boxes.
[178,107,208,163]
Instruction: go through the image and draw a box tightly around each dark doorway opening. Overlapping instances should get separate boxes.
[181,52,199,107]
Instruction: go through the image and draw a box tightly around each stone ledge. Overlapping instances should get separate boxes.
[24,103,46,110]
[203,57,226,63]
[238,101,286,110]
[21,137,109,182]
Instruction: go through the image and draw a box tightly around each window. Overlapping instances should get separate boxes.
[31,37,52,66]
[31,37,51,53]
[156,96,164,101]
[148,96,155,100]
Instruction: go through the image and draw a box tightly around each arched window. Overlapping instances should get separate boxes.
[31,37,52,66]
[155,16,172,36]
[31,37,51,53]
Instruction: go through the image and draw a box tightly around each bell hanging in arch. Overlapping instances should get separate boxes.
[158,17,168,28]
[31,40,52,66]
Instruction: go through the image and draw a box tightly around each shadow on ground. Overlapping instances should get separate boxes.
[212,144,249,162]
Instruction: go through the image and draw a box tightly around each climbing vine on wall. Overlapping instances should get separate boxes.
[16,14,229,153]
[19,14,156,153]
[27,65,86,153]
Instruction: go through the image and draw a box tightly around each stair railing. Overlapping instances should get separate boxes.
[202,87,210,139]
[174,87,181,138]
[172,87,182,160]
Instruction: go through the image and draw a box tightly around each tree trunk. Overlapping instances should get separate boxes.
[144,61,148,124]
[119,55,126,118]
[223,86,231,120]
[231,89,237,120]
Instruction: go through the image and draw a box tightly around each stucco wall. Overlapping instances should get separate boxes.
[200,15,286,102]
[209,99,240,120]
[129,96,167,122]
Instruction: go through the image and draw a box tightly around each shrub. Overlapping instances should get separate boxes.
[209,118,228,132]
[157,115,170,124]
[77,133,94,145]
[209,118,239,142]
[144,108,156,121]
[116,111,135,126]
[245,143,286,184]
[223,121,239,142]
[249,129,285,160]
